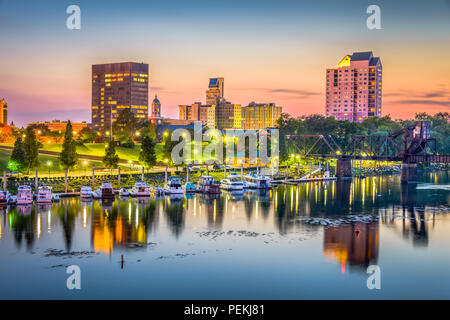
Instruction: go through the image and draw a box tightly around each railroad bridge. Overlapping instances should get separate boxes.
[286,121,450,183]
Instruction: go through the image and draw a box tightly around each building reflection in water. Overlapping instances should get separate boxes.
[91,198,158,254]
[323,222,379,273]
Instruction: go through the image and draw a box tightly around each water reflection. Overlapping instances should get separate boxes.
[0,173,448,259]
[323,222,379,273]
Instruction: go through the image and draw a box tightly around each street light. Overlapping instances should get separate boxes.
[47,161,52,178]
[83,161,88,176]
[128,160,132,172]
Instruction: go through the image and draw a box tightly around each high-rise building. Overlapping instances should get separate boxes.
[205,77,224,105]
[326,52,382,122]
[213,99,242,130]
[0,99,7,125]
[179,102,210,125]
[242,102,282,130]
[91,62,149,132]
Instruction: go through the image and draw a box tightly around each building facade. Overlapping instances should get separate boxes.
[0,99,7,125]
[326,52,382,122]
[178,102,210,125]
[205,77,224,105]
[92,62,149,132]
[29,120,88,133]
[213,99,242,130]
[242,102,282,130]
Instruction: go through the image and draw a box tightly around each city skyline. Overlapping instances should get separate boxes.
[1,0,450,126]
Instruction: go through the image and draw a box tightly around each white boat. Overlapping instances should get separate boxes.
[17,185,33,205]
[130,182,150,197]
[0,190,7,206]
[37,186,52,203]
[244,173,272,189]
[119,188,130,197]
[220,173,244,191]
[163,177,184,195]
[198,176,220,194]
[80,186,93,199]
[242,180,257,189]
[52,193,60,202]
[93,183,115,199]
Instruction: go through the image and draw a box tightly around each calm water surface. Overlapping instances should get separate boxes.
[0,172,449,299]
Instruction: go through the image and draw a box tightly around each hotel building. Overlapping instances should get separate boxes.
[91,62,149,132]
[326,52,382,122]
[242,102,282,130]
[0,99,7,125]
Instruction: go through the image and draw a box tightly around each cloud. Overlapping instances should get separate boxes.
[269,89,320,96]
[393,99,450,108]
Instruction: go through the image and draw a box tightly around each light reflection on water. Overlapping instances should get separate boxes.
[0,172,449,299]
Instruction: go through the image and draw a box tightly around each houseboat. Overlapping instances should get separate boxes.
[197,176,220,194]
[163,177,184,195]
[119,188,130,197]
[220,173,244,192]
[17,185,33,205]
[36,186,52,203]
[244,173,272,189]
[93,183,115,199]
[130,182,150,197]
[0,190,7,206]
[80,186,93,199]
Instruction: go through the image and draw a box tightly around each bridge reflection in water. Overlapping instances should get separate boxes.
[0,172,447,273]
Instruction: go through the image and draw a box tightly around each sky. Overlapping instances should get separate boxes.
[0,0,449,126]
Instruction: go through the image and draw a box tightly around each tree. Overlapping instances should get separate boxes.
[23,126,41,173]
[103,140,120,169]
[139,135,157,169]
[79,126,98,143]
[113,108,138,142]
[161,130,177,166]
[59,121,78,170]
[9,137,27,173]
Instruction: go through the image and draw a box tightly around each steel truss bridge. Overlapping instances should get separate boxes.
[286,121,450,164]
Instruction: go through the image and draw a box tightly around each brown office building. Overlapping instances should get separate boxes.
[92,62,149,132]
[178,102,211,125]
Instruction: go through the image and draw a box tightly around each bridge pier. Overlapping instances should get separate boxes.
[401,163,418,183]
[336,158,352,179]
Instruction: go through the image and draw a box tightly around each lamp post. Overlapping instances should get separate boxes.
[83,161,88,176]
[47,161,52,178]
[128,160,132,172]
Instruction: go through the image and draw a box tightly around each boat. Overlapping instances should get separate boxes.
[242,180,257,189]
[197,176,220,194]
[184,181,198,193]
[52,193,60,202]
[0,190,7,206]
[244,173,272,189]
[220,173,244,191]
[93,183,114,199]
[150,186,164,197]
[163,177,184,195]
[37,186,52,203]
[119,188,130,197]
[130,182,150,197]
[7,193,17,205]
[17,185,33,205]
[80,186,93,199]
